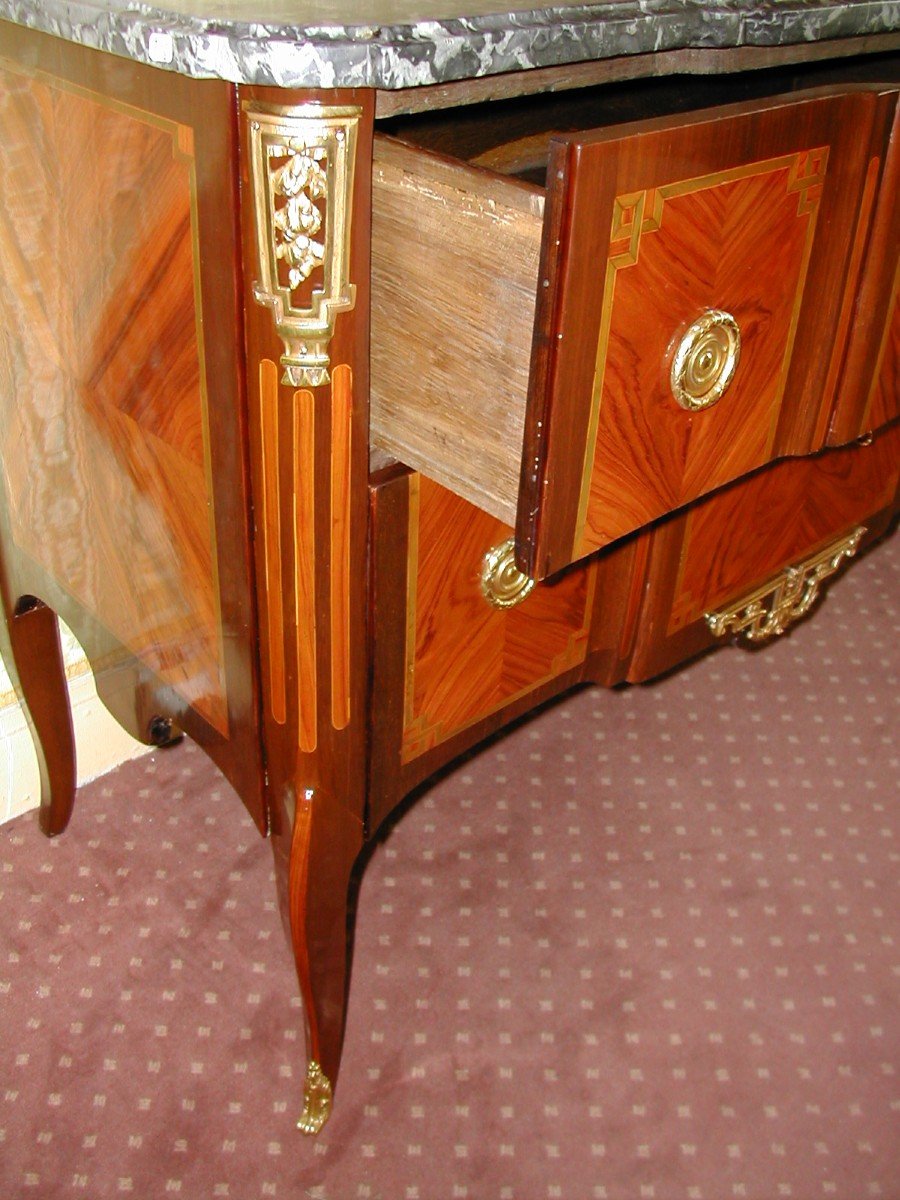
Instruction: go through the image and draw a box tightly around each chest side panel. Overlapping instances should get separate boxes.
[0,57,227,734]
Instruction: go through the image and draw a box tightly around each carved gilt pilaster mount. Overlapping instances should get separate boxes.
[247,103,360,388]
[705,526,865,642]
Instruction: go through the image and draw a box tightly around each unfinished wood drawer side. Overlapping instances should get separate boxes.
[370,135,544,525]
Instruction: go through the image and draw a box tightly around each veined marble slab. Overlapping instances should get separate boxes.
[0,0,897,89]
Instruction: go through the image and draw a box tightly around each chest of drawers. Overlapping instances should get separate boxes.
[0,4,897,1133]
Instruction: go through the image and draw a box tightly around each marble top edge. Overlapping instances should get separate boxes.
[1,1,898,89]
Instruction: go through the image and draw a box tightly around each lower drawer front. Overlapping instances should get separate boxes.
[371,471,643,770]
[629,424,900,682]
[400,474,598,762]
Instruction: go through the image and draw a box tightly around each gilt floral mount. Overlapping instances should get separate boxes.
[247,104,360,388]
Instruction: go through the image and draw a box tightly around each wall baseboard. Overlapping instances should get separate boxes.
[0,665,149,825]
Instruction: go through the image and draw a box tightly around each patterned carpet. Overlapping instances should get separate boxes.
[1,534,897,1200]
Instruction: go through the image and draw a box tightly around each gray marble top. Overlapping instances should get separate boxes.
[0,0,898,90]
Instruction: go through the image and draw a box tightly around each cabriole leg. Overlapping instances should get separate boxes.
[271,786,364,1134]
[0,597,76,836]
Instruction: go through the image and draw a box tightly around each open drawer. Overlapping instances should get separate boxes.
[371,86,899,580]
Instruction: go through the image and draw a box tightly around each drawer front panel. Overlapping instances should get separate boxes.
[829,100,899,444]
[629,422,900,681]
[868,292,900,432]
[522,88,899,578]
[401,475,597,763]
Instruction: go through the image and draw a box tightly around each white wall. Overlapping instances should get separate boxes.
[0,622,148,824]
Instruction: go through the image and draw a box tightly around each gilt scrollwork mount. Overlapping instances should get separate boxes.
[705,526,866,643]
[246,103,360,388]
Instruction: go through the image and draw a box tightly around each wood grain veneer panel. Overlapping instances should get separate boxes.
[669,425,900,633]
[814,153,883,447]
[583,155,823,547]
[828,99,899,442]
[863,284,900,433]
[368,463,646,833]
[401,475,596,762]
[629,424,900,681]
[0,57,228,734]
[370,136,543,526]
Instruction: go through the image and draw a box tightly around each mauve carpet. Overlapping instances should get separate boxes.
[1,534,898,1200]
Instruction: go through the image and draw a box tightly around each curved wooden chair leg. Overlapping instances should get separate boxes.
[270,787,364,1134]
[0,598,76,837]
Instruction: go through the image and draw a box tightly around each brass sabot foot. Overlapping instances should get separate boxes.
[297,1060,333,1135]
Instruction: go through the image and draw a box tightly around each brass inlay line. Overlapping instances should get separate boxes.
[330,365,353,731]
[574,146,829,559]
[786,146,829,216]
[183,122,230,734]
[259,359,286,724]
[293,388,317,753]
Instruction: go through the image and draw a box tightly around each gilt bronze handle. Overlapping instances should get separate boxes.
[670,309,741,412]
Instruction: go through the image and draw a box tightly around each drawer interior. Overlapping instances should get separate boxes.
[377,60,898,180]
[370,137,542,526]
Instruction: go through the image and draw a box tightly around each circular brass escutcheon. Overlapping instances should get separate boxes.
[670,309,741,411]
[481,539,535,609]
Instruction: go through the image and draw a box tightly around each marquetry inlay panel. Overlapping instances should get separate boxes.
[255,357,355,751]
[402,476,596,762]
[577,150,825,557]
[329,364,353,733]
[0,60,227,733]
